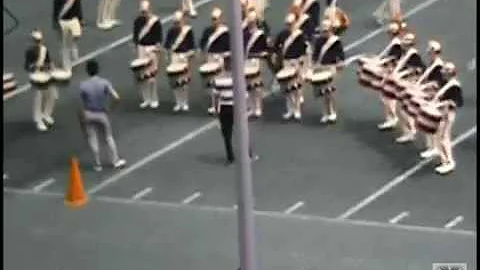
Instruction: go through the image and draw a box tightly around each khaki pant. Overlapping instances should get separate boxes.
[33,87,58,123]
[83,110,120,165]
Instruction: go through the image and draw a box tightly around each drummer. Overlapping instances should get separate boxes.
[430,62,463,174]
[243,10,269,117]
[199,7,231,115]
[390,32,426,143]
[416,40,447,158]
[24,29,57,132]
[311,19,345,124]
[375,21,406,131]
[273,13,307,120]
[164,10,196,112]
[133,0,163,109]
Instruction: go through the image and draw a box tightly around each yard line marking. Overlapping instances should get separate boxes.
[3,0,215,101]
[87,0,447,194]
[467,58,476,71]
[131,187,153,200]
[32,178,56,192]
[337,126,477,220]
[182,192,202,204]
[388,211,410,224]
[444,216,464,229]
[4,187,63,196]
[284,201,305,214]
[2,188,475,237]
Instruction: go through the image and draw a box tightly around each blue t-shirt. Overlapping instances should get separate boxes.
[79,76,114,112]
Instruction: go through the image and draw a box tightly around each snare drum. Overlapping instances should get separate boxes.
[199,62,222,77]
[130,58,152,82]
[166,62,189,88]
[416,103,443,134]
[244,59,262,91]
[357,54,379,66]
[199,61,222,88]
[50,69,72,87]
[130,58,151,72]
[360,64,384,90]
[29,72,51,90]
[3,73,17,93]
[309,70,334,89]
[276,67,301,93]
[244,59,261,79]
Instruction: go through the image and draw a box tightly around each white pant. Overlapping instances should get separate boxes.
[33,87,58,123]
[374,0,403,20]
[59,18,81,70]
[97,0,121,25]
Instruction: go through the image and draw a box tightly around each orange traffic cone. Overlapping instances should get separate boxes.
[65,157,88,208]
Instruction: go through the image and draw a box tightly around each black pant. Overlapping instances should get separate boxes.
[219,105,235,161]
[218,105,253,162]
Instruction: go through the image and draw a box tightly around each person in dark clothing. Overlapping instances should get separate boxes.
[212,56,258,165]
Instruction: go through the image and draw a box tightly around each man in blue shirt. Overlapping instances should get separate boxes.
[79,60,126,171]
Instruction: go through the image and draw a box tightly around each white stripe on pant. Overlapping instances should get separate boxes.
[83,110,120,166]
[33,87,58,123]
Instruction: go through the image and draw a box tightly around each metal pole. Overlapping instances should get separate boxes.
[227,0,257,269]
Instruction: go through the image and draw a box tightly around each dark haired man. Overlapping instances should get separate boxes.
[79,60,126,171]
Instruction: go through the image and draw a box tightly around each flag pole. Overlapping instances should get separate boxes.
[227,0,258,269]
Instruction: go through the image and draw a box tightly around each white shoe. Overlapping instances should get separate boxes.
[207,107,216,115]
[189,10,198,17]
[320,115,330,124]
[283,111,293,120]
[435,162,455,175]
[395,133,415,143]
[43,115,55,125]
[378,118,398,130]
[113,159,127,168]
[254,108,262,117]
[420,148,438,159]
[294,111,301,120]
[97,22,114,30]
[36,121,48,131]
[109,19,122,26]
[182,104,189,111]
[150,101,159,108]
[139,101,149,109]
[93,165,103,172]
[173,104,181,112]
[328,113,337,123]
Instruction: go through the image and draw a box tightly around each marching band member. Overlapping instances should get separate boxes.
[133,0,163,109]
[97,0,122,30]
[323,0,350,36]
[416,40,447,158]
[53,0,83,71]
[182,0,198,18]
[212,55,257,165]
[243,10,268,117]
[376,21,405,131]
[311,19,345,124]
[24,29,57,132]
[164,11,196,112]
[292,0,319,42]
[390,32,426,143]
[429,62,463,174]
[273,13,307,120]
[199,7,231,115]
